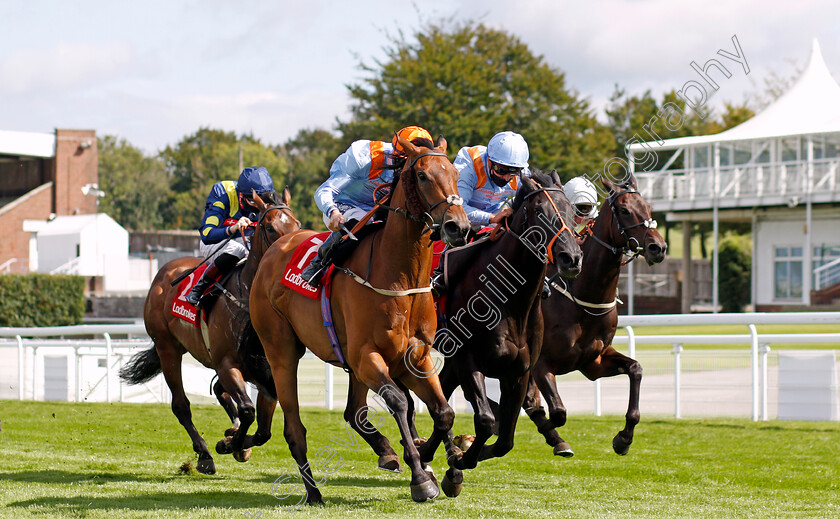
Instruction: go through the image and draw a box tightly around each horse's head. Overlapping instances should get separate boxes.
[249,186,301,255]
[394,133,470,247]
[511,169,582,278]
[602,174,667,265]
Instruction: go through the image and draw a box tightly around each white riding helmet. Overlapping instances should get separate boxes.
[486,131,529,169]
[563,177,600,219]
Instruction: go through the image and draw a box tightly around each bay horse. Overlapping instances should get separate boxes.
[249,135,470,504]
[120,188,300,474]
[522,173,667,457]
[430,170,582,497]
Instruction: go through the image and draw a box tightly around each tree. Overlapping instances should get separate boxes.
[339,22,613,179]
[719,233,751,312]
[97,135,169,230]
[159,128,289,229]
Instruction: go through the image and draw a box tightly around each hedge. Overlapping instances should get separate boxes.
[0,274,86,327]
[719,233,752,313]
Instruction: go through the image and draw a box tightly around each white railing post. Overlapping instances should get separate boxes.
[76,345,82,402]
[749,324,759,421]
[673,344,683,419]
[627,260,635,315]
[760,344,770,421]
[32,346,37,400]
[594,380,602,416]
[626,326,636,359]
[325,363,334,410]
[16,335,24,400]
[104,333,112,403]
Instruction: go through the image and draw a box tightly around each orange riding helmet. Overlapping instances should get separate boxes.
[392,126,433,155]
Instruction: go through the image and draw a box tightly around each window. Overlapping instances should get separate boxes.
[774,246,802,299]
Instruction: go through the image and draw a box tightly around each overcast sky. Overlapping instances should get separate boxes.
[2,0,839,154]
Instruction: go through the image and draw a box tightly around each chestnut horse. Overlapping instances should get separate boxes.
[249,135,470,504]
[522,173,667,457]
[120,188,300,474]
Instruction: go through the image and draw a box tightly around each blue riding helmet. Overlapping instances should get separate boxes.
[237,166,274,195]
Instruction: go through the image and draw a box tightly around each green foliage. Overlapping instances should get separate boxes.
[281,128,343,230]
[719,233,752,312]
[159,127,289,230]
[339,22,613,180]
[97,136,169,231]
[0,274,85,326]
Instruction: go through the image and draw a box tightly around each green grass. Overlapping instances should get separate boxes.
[0,401,838,518]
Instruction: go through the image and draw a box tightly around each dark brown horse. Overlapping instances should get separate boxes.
[120,189,300,474]
[249,135,470,504]
[522,173,667,457]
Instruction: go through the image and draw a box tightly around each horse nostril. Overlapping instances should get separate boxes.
[648,243,661,255]
[558,252,574,268]
[443,220,462,238]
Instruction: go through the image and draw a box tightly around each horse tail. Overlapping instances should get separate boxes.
[237,320,277,400]
[119,346,162,385]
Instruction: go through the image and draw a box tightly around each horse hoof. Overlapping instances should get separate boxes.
[215,437,233,455]
[553,442,574,457]
[196,457,216,475]
[413,437,428,448]
[224,427,238,437]
[453,434,475,452]
[377,454,401,473]
[306,488,324,505]
[423,464,438,488]
[612,434,632,456]
[410,479,440,502]
[441,471,463,498]
[233,448,252,463]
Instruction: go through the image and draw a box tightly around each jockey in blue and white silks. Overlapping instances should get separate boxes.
[185,166,275,306]
[301,126,434,286]
[453,131,531,227]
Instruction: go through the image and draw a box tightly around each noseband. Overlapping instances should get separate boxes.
[507,187,574,264]
[590,188,657,263]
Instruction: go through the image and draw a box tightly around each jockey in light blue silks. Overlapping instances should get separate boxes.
[185,166,275,306]
[431,130,531,295]
[300,126,434,286]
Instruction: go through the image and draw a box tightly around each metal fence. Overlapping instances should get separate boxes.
[1,313,838,421]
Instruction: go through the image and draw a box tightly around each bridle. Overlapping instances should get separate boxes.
[502,186,574,265]
[241,204,295,253]
[379,150,464,237]
[588,187,657,265]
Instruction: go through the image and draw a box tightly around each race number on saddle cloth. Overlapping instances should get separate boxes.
[281,232,335,299]
[171,264,213,327]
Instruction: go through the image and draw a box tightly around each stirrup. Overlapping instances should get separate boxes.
[431,274,446,297]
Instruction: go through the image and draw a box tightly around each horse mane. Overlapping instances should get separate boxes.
[389,137,436,217]
[511,168,554,212]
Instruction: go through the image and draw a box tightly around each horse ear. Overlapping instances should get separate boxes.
[602,176,618,196]
[435,135,448,153]
[550,169,561,186]
[395,131,420,158]
[283,186,292,206]
[625,172,638,189]
[251,188,267,211]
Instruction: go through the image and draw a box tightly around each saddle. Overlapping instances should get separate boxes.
[171,262,244,326]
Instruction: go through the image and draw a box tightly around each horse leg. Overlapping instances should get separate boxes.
[344,374,400,472]
[457,366,496,470]
[529,366,574,457]
[242,390,276,449]
[213,361,255,462]
[481,373,529,461]
[213,379,241,437]
[256,314,322,505]
[354,351,438,502]
[156,341,216,474]
[581,345,642,456]
[395,379,422,445]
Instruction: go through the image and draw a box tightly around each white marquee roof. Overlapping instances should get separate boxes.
[0,129,55,158]
[629,39,840,152]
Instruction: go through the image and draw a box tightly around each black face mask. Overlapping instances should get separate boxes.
[489,172,510,188]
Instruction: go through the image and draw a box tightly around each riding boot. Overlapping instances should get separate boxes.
[301,231,343,287]
[431,248,447,297]
[186,263,221,306]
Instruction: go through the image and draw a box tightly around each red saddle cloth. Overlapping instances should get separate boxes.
[171,264,212,327]
[281,232,334,299]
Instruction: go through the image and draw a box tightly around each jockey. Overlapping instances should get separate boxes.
[563,176,600,234]
[185,166,275,306]
[300,125,434,286]
[431,130,530,295]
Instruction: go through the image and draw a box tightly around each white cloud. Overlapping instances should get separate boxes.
[0,41,136,94]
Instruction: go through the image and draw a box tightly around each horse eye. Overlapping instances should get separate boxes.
[620,207,631,215]
[417,171,428,181]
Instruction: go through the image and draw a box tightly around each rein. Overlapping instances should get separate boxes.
[589,188,657,265]
[505,187,574,264]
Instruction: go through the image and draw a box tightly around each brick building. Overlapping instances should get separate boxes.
[0,129,98,273]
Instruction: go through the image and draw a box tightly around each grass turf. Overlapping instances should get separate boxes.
[0,400,837,518]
